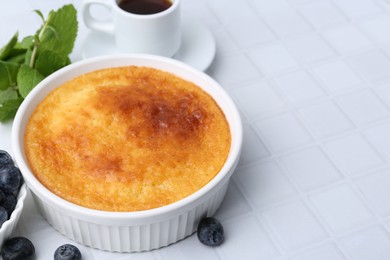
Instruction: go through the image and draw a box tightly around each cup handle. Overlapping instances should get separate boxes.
[82,0,115,34]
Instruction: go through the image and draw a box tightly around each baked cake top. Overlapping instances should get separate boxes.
[25,66,231,212]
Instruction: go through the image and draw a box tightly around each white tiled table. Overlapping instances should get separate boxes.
[2,0,390,259]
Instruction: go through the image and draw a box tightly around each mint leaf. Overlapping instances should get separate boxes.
[17,64,44,98]
[24,48,33,65]
[5,51,26,64]
[4,48,26,63]
[0,88,18,104]
[34,10,45,22]
[0,32,18,60]
[35,50,68,77]
[18,35,34,49]
[0,97,23,122]
[39,4,78,57]
[0,61,19,90]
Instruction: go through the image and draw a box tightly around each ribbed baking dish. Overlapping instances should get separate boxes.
[12,54,242,252]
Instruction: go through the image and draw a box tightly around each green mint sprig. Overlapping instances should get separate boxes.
[0,4,77,122]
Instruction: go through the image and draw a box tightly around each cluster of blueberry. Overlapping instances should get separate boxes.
[0,150,23,227]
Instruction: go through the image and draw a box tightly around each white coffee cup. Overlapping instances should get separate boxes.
[82,0,181,57]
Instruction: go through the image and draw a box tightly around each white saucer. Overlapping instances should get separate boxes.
[81,19,216,71]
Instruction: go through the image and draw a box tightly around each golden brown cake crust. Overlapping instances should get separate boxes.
[25,66,231,212]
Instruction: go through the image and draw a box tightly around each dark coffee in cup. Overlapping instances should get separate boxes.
[118,0,172,15]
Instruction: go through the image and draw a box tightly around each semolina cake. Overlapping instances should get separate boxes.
[24,66,231,212]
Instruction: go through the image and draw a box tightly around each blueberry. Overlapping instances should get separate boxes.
[0,165,22,194]
[0,206,8,227]
[54,244,82,260]
[1,237,35,260]
[0,150,13,168]
[197,217,224,246]
[1,194,16,217]
[0,188,6,203]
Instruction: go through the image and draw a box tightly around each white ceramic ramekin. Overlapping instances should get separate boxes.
[11,54,242,252]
